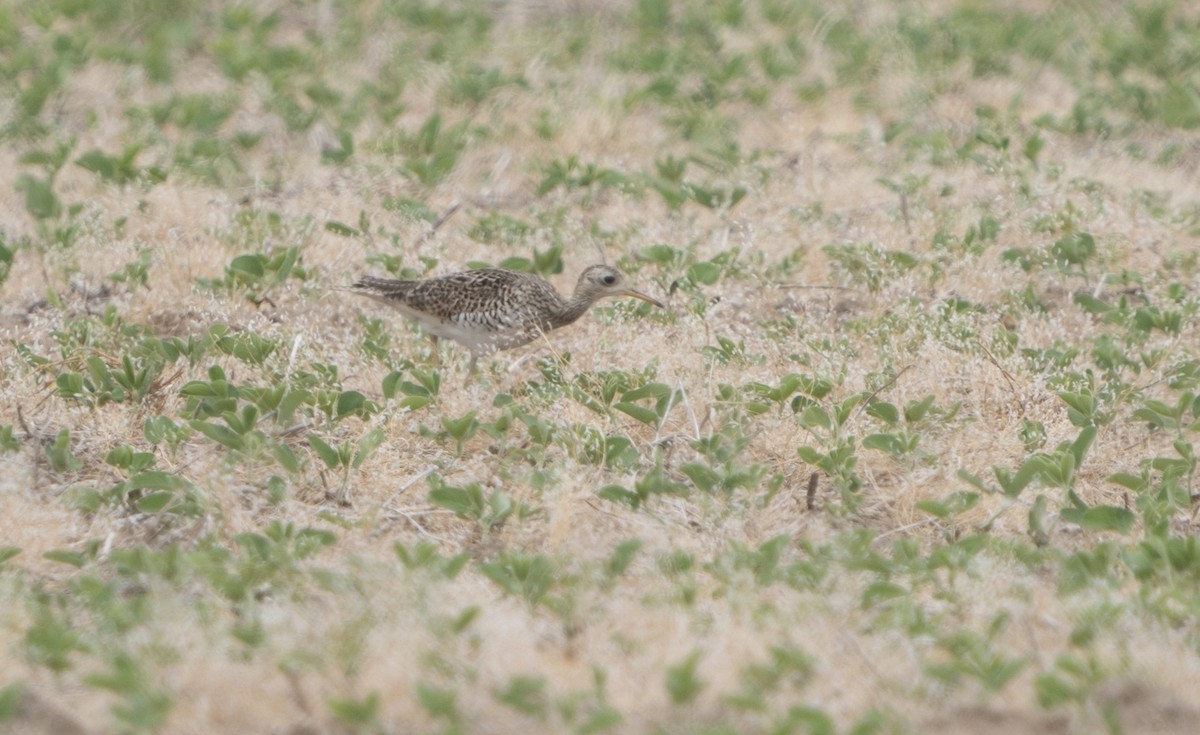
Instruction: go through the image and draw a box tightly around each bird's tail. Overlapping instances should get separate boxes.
[350,276,416,300]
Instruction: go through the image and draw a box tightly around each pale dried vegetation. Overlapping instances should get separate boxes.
[2,1,1200,734]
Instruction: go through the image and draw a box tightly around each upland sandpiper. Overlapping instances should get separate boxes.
[352,264,665,370]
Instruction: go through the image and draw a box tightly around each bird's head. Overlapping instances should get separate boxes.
[575,265,665,308]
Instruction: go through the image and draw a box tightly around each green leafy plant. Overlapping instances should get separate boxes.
[382,366,440,410]
[537,156,634,197]
[646,154,748,211]
[665,650,706,705]
[328,691,381,729]
[925,613,1028,693]
[0,425,19,454]
[198,246,304,306]
[428,476,515,539]
[824,242,920,293]
[394,540,470,579]
[861,394,956,465]
[724,644,814,712]
[307,427,385,502]
[480,551,557,611]
[84,654,173,732]
[371,112,473,189]
[15,138,76,222]
[598,456,689,510]
[108,248,153,290]
[45,429,82,474]
[55,354,164,408]
[682,424,776,496]
[68,444,200,516]
[76,145,166,186]
[797,394,865,510]
[439,409,479,455]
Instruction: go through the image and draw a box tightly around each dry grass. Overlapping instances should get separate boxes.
[2,1,1200,733]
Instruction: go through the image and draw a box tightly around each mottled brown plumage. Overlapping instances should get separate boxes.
[352,265,664,369]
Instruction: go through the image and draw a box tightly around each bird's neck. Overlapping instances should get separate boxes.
[550,291,596,328]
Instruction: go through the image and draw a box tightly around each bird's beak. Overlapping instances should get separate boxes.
[621,289,665,309]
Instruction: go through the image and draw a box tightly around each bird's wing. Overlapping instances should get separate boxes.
[404,269,553,324]
[353,268,562,334]
[352,271,514,317]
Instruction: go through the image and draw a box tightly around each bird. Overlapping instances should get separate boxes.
[351,264,665,370]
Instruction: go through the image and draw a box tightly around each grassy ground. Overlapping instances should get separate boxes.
[3,1,1200,733]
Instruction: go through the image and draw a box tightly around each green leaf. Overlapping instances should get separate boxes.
[382,370,404,399]
[799,405,831,432]
[415,683,456,719]
[621,382,671,402]
[598,484,640,509]
[43,549,86,567]
[335,390,367,419]
[135,492,174,513]
[277,389,311,425]
[189,420,244,450]
[85,356,112,387]
[960,468,988,490]
[1028,495,1051,545]
[635,465,689,498]
[493,675,547,717]
[15,174,61,219]
[440,411,478,440]
[834,394,865,425]
[325,220,358,237]
[606,539,642,577]
[745,401,771,415]
[1058,390,1095,426]
[488,490,513,524]
[1060,505,1135,534]
[352,427,385,469]
[1035,673,1077,708]
[229,253,265,279]
[796,445,825,466]
[861,581,907,608]
[665,650,705,704]
[999,458,1041,498]
[307,435,342,469]
[179,380,219,397]
[865,401,899,425]
[329,691,380,726]
[1073,294,1110,314]
[1069,426,1096,467]
[480,552,554,607]
[273,443,301,473]
[916,491,979,519]
[131,471,187,491]
[862,433,904,456]
[1107,472,1146,492]
[680,462,719,492]
[904,395,935,423]
[0,682,22,719]
[75,149,115,178]
[638,244,683,265]
[105,445,134,469]
[614,401,658,425]
[398,395,431,411]
[686,261,720,285]
[429,484,483,518]
[779,707,835,735]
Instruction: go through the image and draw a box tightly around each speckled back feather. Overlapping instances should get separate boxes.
[355,270,560,321]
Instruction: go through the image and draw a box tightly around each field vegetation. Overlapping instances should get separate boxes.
[2,0,1200,733]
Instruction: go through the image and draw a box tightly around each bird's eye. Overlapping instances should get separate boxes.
[601,274,617,285]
